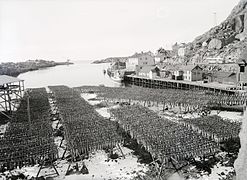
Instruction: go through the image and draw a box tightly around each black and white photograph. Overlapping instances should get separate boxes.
[0,0,247,179]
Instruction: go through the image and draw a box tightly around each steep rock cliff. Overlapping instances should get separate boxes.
[185,0,247,63]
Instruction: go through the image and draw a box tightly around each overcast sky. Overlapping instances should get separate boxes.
[0,0,240,62]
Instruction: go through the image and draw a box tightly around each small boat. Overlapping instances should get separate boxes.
[111,75,123,82]
[109,70,123,82]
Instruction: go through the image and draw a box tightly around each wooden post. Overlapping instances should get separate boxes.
[52,162,59,176]
[117,143,125,159]
[158,158,166,180]
[6,84,12,114]
[65,163,72,175]
[169,157,179,172]
[61,148,67,159]
[59,137,64,147]
[36,161,44,178]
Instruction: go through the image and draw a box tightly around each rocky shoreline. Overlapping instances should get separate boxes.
[0,60,73,77]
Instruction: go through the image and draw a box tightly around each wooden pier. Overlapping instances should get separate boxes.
[124,75,237,95]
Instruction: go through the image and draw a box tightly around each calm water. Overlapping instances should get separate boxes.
[18,61,122,88]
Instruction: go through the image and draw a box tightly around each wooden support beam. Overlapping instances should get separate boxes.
[36,161,44,178]
[61,148,67,159]
[117,143,125,159]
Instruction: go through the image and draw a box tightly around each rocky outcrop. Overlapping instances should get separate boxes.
[0,60,72,77]
[208,38,223,50]
[180,0,247,64]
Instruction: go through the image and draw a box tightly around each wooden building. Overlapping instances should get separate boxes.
[213,72,237,85]
[237,58,247,87]
[183,65,203,81]
[138,66,160,79]
[126,52,155,71]
[154,48,172,64]
[172,70,184,80]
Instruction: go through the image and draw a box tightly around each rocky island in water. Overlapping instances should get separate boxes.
[0,59,73,77]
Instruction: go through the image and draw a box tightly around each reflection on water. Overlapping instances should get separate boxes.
[18,61,123,88]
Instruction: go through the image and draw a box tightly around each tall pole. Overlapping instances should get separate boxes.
[6,84,12,114]
[214,12,217,27]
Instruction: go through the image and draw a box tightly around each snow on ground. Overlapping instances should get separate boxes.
[95,107,111,118]
[81,92,111,118]
[62,147,148,180]
[54,136,68,159]
[0,123,9,138]
[168,173,185,180]
[1,146,148,180]
[189,163,234,180]
[81,93,101,105]
[148,105,201,121]
[181,113,201,119]
[81,93,120,119]
[211,111,243,122]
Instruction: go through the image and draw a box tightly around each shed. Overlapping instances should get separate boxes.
[182,65,203,81]
[138,66,160,79]
[0,75,24,119]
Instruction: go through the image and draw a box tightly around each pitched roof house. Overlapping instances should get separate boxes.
[126,52,155,71]
[237,52,247,86]
[213,72,237,85]
[182,65,203,81]
[138,66,160,79]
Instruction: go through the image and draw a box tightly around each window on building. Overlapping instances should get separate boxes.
[240,66,245,72]
[145,57,148,60]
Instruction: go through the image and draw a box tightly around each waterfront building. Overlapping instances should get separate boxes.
[213,72,237,85]
[126,52,155,71]
[154,48,172,64]
[237,52,247,88]
[172,70,184,80]
[182,65,203,81]
[137,66,160,79]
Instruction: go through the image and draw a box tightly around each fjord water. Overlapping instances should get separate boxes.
[18,61,121,88]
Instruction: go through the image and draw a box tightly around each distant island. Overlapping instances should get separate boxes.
[92,57,128,64]
[0,59,73,77]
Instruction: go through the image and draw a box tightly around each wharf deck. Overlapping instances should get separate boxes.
[124,75,238,95]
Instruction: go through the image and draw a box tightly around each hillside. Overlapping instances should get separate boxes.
[92,0,247,65]
[185,0,247,63]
